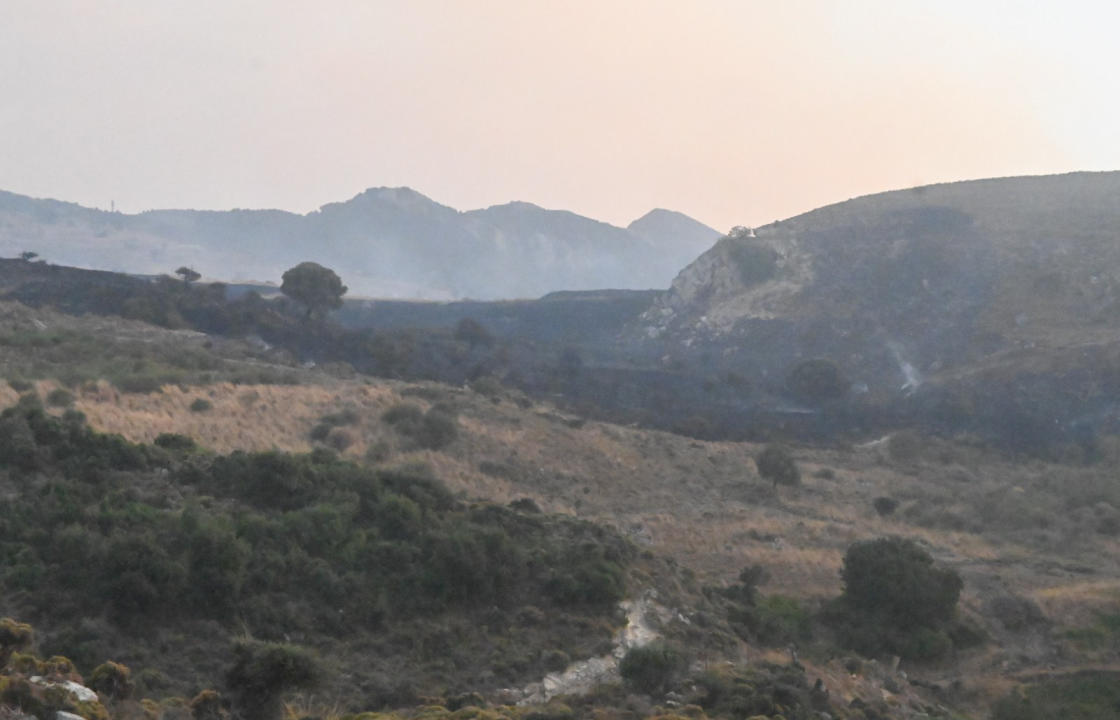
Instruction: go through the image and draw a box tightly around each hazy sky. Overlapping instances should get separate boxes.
[1,1,1117,231]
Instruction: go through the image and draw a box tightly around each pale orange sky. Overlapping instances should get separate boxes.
[1,1,1116,231]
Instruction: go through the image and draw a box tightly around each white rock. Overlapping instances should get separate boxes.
[29,676,99,704]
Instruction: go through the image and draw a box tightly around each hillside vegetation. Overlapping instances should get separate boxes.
[6,172,1120,719]
[3,297,1120,718]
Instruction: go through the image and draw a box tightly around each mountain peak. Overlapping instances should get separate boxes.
[353,186,436,206]
[626,208,721,258]
[630,207,697,224]
[628,208,719,235]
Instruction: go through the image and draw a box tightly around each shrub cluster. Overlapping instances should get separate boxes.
[309,408,361,443]
[713,565,811,647]
[618,642,684,695]
[991,671,1120,720]
[0,401,631,661]
[382,402,459,450]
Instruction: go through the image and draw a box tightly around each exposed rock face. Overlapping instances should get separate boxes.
[28,677,99,704]
[643,227,812,340]
[513,592,677,705]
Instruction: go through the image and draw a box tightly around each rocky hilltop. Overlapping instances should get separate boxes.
[632,172,1120,451]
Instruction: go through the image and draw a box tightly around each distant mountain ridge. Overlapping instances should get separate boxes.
[0,187,720,299]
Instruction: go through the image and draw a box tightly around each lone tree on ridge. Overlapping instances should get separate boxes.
[175,266,201,284]
[280,262,347,319]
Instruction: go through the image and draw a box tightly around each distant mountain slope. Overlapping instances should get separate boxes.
[0,187,720,299]
[628,207,725,271]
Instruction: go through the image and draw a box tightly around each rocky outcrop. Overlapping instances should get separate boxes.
[640,227,812,341]
[511,592,679,705]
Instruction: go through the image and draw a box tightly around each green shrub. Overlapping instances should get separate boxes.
[544,556,626,607]
[114,375,165,394]
[154,433,197,452]
[225,640,321,720]
[992,671,1120,720]
[0,617,34,665]
[752,595,812,645]
[873,496,899,516]
[0,410,40,471]
[382,403,458,450]
[382,403,424,429]
[88,661,134,700]
[755,445,799,487]
[185,523,247,617]
[619,642,684,695]
[364,439,392,463]
[541,649,570,672]
[840,537,961,628]
[189,398,213,413]
[725,239,779,287]
[509,497,541,514]
[325,426,356,451]
[46,387,75,407]
[902,627,953,661]
[7,378,34,392]
[189,689,225,720]
[523,703,574,720]
[315,408,360,429]
[416,409,458,450]
[827,537,963,660]
[43,654,77,678]
[309,422,332,441]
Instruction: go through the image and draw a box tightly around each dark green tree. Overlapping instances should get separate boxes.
[756,445,800,488]
[280,262,347,318]
[840,537,961,629]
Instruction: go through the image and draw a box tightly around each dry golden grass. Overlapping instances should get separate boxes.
[1034,580,1120,629]
[67,380,402,455]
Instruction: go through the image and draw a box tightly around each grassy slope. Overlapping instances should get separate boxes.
[3,304,1120,716]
